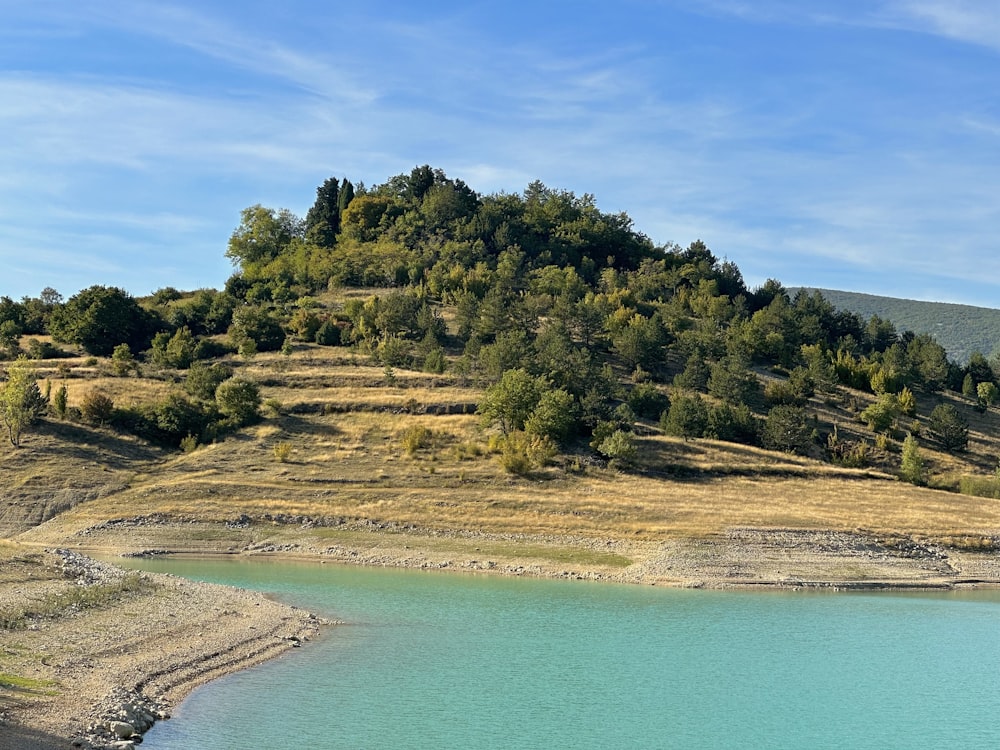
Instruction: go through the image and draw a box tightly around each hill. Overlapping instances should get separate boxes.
[5,165,1000,574]
[8,166,1000,747]
[795,288,1000,365]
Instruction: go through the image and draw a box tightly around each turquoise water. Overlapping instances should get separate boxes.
[124,558,1000,749]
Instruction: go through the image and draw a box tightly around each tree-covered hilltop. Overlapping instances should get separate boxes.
[795,288,1000,366]
[4,165,1000,483]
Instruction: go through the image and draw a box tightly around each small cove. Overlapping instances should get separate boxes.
[123,557,1000,749]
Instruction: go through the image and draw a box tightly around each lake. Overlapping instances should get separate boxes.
[122,557,1000,749]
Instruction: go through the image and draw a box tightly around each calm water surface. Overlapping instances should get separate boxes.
[122,558,1000,749]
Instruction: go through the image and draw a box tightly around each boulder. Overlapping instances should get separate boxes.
[108,720,135,739]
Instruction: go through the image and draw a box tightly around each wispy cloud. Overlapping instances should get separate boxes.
[884,2,1000,52]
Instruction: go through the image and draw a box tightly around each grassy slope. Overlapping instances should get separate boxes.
[7,341,1000,565]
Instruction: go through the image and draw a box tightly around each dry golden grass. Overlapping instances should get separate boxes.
[8,340,1000,550]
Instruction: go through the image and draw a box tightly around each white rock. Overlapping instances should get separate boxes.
[108,720,135,739]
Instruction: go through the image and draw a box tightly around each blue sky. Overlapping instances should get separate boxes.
[3,1,1000,306]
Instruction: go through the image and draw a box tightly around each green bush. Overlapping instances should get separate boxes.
[661,393,708,440]
[215,377,261,425]
[627,382,670,420]
[596,429,637,467]
[959,475,1000,499]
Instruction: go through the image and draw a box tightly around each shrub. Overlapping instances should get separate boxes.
[180,434,199,453]
[596,429,637,467]
[111,343,137,376]
[376,334,412,368]
[959,475,1000,499]
[498,432,533,475]
[899,433,926,485]
[401,425,434,456]
[228,305,285,353]
[288,308,322,341]
[185,362,233,401]
[897,386,917,417]
[422,347,446,374]
[192,338,232,360]
[315,320,343,346]
[706,403,759,445]
[273,441,293,462]
[215,378,261,425]
[154,392,209,435]
[496,431,557,474]
[859,394,900,433]
[764,379,803,406]
[25,339,69,360]
[80,391,114,425]
[627,382,670,420]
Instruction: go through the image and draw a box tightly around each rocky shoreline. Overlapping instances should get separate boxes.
[0,548,325,750]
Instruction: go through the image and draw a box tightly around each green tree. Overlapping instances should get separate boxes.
[899,433,926,485]
[0,319,22,357]
[215,377,261,425]
[611,313,664,371]
[305,177,342,247]
[762,405,814,455]
[185,362,233,401]
[977,381,999,411]
[962,373,976,398]
[111,343,137,376]
[147,392,211,445]
[226,205,304,271]
[708,357,761,407]
[661,393,708,440]
[928,403,969,452]
[0,357,47,447]
[49,285,153,356]
[52,383,68,419]
[706,403,760,445]
[228,306,285,353]
[340,195,396,242]
[477,368,542,435]
[164,326,197,369]
[897,385,917,417]
[626,382,670,421]
[525,388,579,443]
[477,329,531,384]
[673,353,710,392]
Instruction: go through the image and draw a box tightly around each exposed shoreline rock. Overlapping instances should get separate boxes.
[0,548,326,750]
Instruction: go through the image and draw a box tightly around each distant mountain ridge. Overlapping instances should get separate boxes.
[795,288,1000,365]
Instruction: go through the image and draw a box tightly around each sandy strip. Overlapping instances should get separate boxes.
[0,550,325,749]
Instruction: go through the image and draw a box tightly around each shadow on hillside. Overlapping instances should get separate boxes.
[0,714,66,750]
[38,421,163,468]
[274,413,342,438]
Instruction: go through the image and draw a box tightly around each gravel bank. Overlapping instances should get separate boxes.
[0,549,325,749]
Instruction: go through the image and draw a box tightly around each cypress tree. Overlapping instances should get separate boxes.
[306,177,341,247]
